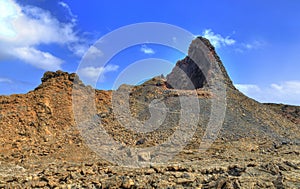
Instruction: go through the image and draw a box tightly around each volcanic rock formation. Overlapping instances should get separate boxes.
[0,37,299,188]
[166,37,234,90]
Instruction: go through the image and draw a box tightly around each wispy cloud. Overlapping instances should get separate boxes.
[235,84,261,94]
[243,40,265,50]
[234,40,266,53]
[13,47,63,70]
[0,77,37,95]
[84,46,104,60]
[235,81,300,105]
[58,1,77,23]
[0,78,13,83]
[78,64,119,84]
[0,0,87,70]
[201,29,266,53]
[202,29,236,48]
[140,45,155,55]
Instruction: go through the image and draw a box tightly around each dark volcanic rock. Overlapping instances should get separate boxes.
[0,37,299,188]
[166,36,234,90]
[166,56,207,90]
[41,70,77,83]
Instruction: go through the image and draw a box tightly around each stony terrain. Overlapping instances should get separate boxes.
[0,37,299,188]
[265,103,300,125]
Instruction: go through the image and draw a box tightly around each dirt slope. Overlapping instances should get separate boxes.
[0,37,299,188]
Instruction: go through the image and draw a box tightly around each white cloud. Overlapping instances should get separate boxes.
[235,84,261,94]
[235,81,300,105]
[69,44,89,57]
[270,83,283,91]
[243,40,265,50]
[75,45,103,63]
[58,1,77,23]
[140,45,155,55]
[271,81,300,94]
[234,40,266,53]
[0,0,85,70]
[201,29,265,52]
[0,1,78,45]
[84,46,104,59]
[0,78,13,83]
[78,65,119,84]
[13,47,62,70]
[202,29,236,48]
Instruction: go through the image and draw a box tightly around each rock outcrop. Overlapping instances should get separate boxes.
[0,37,299,188]
[166,56,208,89]
[166,37,234,90]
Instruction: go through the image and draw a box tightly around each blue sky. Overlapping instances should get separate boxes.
[0,0,299,105]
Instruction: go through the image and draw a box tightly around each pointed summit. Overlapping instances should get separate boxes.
[166,37,234,90]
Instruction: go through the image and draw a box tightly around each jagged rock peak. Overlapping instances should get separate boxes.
[35,70,83,91]
[41,70,78,83]
[166,36,234,90]
[194,36,234,88]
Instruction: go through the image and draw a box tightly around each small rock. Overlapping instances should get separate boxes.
[136,138,146,145]
[176,177,195,184]
[122,178,134,188]
[138,152,151,162]
[144,168,156,175]
[33,181,47,187]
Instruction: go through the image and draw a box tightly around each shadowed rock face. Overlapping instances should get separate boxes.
[166,37,234,90]
[166,56,207,89]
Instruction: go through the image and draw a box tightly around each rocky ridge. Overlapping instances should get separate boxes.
[0,37,299,188]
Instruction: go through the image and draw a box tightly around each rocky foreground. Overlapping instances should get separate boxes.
[0,37,299,188]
